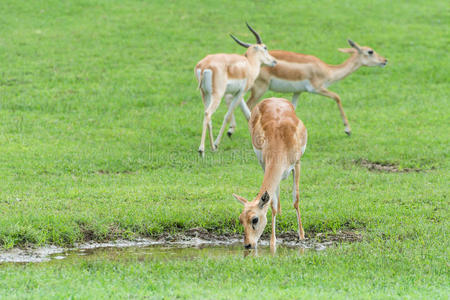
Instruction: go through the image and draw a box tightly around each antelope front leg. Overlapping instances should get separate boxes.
[227,113,236,138]
[276,185,281,215]
[246,80,268,111]
[239,98,251,121]
[226,97,252,138]
[293,161,305,240]
[291,92,301,109]
[270,207,277,253]
[317,88,351,135]
[214,91,243,149]
[270,191,279,252]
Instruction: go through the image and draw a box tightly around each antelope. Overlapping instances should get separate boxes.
[195,23,277,157]
[232,97,307,251]
[228,39,387,136]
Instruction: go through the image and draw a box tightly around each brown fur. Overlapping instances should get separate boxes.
[195,43,276,156]
[240,40,388,136]
[234,97,307,251]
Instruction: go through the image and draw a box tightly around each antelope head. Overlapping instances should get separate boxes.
[339,39,388,67]
[230,23,277,67]
[233,191,271,249]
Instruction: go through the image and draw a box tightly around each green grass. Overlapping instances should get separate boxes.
[0,0,448,298]
[1,245,448,299]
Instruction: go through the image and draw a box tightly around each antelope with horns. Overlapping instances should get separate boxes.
[228,40,387,136]
[233,97,307,251]
[195,23,277,157]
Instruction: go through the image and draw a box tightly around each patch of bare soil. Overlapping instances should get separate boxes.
[277,230,362,243]
[356,159,421,173]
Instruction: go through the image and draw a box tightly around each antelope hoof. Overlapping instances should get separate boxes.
[299,231,305,241]
[227,131,232,138]
[212,144,218,152]
[345,128,352,136]
[198,149,205,158]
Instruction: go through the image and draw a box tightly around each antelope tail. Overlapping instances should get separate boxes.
[196,70,203,90]
[196,69,213,94]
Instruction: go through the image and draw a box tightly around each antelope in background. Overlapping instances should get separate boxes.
[233,97,307,252]
[195,23,277,157]
[227,39,387,136]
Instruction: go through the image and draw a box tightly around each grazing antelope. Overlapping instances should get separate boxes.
[233,97,307,251]
[228,39,387,136]
[195,23,277,157]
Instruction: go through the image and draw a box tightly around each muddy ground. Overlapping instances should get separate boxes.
[356,159,422,173]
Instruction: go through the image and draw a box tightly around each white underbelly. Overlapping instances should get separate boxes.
[269,78,315,93]
[226,79,246,94]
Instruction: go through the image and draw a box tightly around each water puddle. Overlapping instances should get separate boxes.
[54,244,315,262]
[0,243,317,264]
[0,230,361,263]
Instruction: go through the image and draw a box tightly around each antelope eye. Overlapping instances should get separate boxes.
[263,46,267,50]
[368,50,374,55]
[252,217,258,225]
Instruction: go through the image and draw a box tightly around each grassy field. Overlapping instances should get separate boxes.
[0,0,449,298]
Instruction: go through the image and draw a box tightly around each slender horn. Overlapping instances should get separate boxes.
[229,34,251,48]
[347,39,362,53]
[246,22,262,44]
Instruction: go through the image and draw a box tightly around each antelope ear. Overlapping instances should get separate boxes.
[232,194,248,205]
[258,191,270,209]
[347,39,362,53]
[338,48,356,54]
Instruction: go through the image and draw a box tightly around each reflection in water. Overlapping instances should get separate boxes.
[243,244,304,258]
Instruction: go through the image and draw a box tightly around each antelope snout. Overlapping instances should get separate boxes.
[244,243,253,249]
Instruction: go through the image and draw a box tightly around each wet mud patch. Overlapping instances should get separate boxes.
[180,227,362,245]
[0,229,362,263]
[356,159,421,173]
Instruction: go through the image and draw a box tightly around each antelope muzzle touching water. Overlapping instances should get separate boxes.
[233,97,307,251]
[195,23,277,157]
